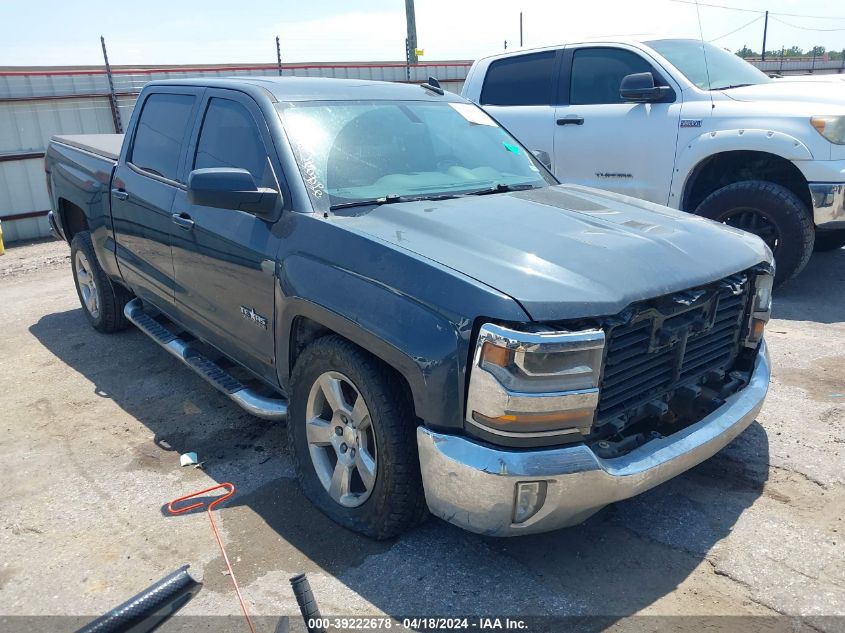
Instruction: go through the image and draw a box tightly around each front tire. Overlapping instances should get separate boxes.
[813,229,845,252]
[695,180,814,286]
[70,231,132,333]
[288,335,427,539]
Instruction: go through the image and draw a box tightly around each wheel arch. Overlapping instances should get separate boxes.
[672,127,813,212]
[276,244,469,432]
[281,302,456,429]
[57,198,89,243]
[681,149,813,216]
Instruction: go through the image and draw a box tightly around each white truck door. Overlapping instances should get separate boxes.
[473,50,561,167]
[553,46,682,205]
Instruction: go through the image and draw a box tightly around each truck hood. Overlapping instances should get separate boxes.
[337,185,770,321]
[723,81,845,109]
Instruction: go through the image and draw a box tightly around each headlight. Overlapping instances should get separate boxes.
[466,323,605,439]
[744,272,773,347]
[811,116,845,145]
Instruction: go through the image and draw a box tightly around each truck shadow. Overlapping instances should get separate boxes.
[774,247,845,323]
[30,309,769,622]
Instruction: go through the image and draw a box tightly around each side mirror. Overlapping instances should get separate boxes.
[531,149,552,170]
[187,168,280,216]
[620,72,673,103]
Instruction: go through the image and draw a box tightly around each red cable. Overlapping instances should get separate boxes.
[168,483,256,633]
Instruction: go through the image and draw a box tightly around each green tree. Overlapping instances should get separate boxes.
[736,45,757,58]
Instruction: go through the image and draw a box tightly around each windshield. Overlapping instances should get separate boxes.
[276,99,553,210]
[647,39,771,91]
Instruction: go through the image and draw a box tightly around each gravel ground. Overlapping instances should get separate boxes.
[0,238,843,632]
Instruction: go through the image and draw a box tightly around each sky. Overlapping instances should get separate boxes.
[2,0,845,67]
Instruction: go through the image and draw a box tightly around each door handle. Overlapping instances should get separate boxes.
[111,188,129,200]
[171,212,195,230]
[556,116,585,126]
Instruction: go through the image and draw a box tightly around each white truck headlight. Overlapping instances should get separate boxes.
[811,116,845,145]
[466,323,605,438]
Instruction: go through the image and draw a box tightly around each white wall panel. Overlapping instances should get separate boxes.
[0,158,51,218]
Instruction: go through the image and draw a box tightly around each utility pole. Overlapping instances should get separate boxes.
[519,12,523,47]
[504,40,508,50]
[100,35,123,134]
[761,10,768,61]
[405,0,418,65]
[276,36,282,76]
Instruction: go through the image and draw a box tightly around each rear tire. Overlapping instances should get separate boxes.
[70,231,132,333]
[695,180,814,286]
[813,229,845,252]
[288,335,427,539]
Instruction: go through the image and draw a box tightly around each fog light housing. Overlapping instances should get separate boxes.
[513,481,547,524]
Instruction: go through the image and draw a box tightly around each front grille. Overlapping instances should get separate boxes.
[597,273,751,421]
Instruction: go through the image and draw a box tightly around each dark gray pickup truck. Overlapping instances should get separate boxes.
[46,77,773,538]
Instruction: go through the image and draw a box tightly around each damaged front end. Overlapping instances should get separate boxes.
[583,264,772,458]
[416,265,773,536]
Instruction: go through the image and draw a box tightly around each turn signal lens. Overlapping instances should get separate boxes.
[749,318,766,344]
[480,341,512,367]
[472,409,594,433]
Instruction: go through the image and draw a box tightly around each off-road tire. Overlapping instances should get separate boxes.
[70,231,132,333]
[288,335,427,539]
[813,229,845,252]
[695,180,814,286]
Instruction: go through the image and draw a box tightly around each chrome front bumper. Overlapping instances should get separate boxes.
[809,183,845,229]
[417,341,770,536]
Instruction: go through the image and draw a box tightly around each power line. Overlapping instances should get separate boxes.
[670,1,762,15]
[709,15,763,42]
[669,0,845,21]
[770,16,845,32]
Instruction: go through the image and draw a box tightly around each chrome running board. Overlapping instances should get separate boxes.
[124,298,288,421]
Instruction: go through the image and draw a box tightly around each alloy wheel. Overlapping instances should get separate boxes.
[305,371,377,507]
[718,208,780,254]
[74,250,100,319]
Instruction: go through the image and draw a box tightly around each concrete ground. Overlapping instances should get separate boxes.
[0,239,843,631]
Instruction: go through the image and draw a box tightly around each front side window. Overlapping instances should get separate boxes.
[646,39,771,91]
[570,48,660,105]
[130,93,195,181]
[277,99,554,210]
[194,98,270,185]
[480,51,557,106]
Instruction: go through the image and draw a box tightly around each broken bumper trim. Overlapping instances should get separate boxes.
[417,340,770,536]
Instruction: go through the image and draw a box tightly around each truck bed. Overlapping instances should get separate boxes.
[52,134,124,161]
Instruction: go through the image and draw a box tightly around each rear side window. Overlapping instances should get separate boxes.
[130,93,195,181]
[194,98,269,185]
[570,48,659,105]
[480,51,557,106]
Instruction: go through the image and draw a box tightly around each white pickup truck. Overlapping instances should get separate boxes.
[462,37,845,285]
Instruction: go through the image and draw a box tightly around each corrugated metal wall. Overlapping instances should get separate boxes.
[0,62,470,244]
[753,58,845,73]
